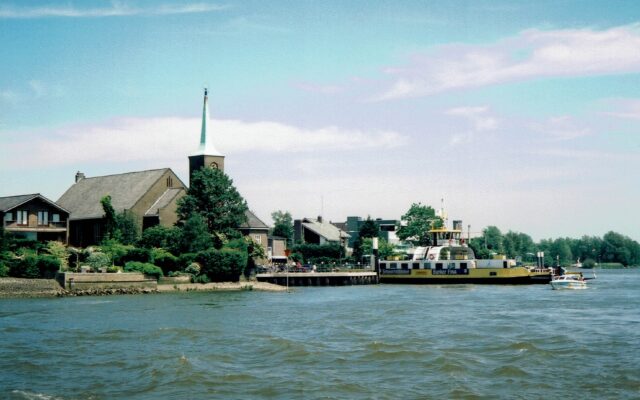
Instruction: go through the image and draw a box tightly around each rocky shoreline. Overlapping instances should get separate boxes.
[0,278,286,298]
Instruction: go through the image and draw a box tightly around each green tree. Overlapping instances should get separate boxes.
[482,226,504,254]
[179,214,214,253]
[271,210,294,246]
[115,212,139,245]
[359,216,380,239]
[101,195,118,240]
[360,238,396,261]
[138,225,181,251]
[396,203,442,246]
[177,168,248,237]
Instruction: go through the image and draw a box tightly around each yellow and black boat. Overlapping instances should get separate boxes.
[379,224,552,284]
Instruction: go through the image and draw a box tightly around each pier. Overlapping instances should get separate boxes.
[256,271,378,286]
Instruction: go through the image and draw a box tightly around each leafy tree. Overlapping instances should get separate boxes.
[101,195,118,240]
[271,210,294,246]
[359,216,380,239]
[177,168,248,237]
[115,212,139,245]
[360,237,397,261]
[396,203,442,246]
[482,226,504,254]
[292,243,344,264]
[178,214,214,253]
[44,241,69,271]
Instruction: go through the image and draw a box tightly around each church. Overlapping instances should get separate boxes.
[57,89,269,249]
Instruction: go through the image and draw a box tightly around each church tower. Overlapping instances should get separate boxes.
[188,88,225,185]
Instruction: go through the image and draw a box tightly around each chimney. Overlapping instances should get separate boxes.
[75,171,85,183]
[317,216,323,223]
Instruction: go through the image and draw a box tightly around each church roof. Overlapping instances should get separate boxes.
[145,188,185,216]
[57,169,171,220]
[191,88,223,157]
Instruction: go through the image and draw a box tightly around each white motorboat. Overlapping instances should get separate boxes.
[550,271,595,290]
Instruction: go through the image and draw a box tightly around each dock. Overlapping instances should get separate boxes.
[256,271,378,286]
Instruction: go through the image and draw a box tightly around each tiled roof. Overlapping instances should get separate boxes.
[302,218,350,242]
[57,169,170,220]
[241,210,269,230]
[0,193,69,213]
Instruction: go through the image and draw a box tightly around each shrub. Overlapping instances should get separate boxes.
[45,241,69,271]
[10,253,40,278]
[86,252,111,271]
[151,248,178,275]
[121,247,152,264]
[177,253,198,271]
[0,252,13,277]
[196,247,247,282]
[37,255,61,278]
[138,225,181,251]
[100,239,133,266]
[124,261,163,279]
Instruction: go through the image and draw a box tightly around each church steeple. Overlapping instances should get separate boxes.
[188,88,225,185]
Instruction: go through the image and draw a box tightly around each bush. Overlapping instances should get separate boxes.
[100,239,133,266]
[177,253,198,271]
[138,225,181,251]
[37,255,60,278]
[10,253,39,278]
[124,261,163,279]
[151,248,178,275]
[121,247,152,264]
[196,247,247,282]
[86,252,111,271]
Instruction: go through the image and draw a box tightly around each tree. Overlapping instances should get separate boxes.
[271,210,294,245]
[101,195,118,240]
[179,214,214,253]
[396,203,442,246]
[359,216,380,239]
[360,238,396,261]
[177,168,248,237]
[482,226,504,254]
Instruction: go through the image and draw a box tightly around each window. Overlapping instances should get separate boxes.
[460,262,468,269]
[16,210,28,225]
[390,263,398,269]
[52,214,60,223]
[401,263,409,270]
[252,234,262,244]
[38,211,49,225]
[166,176,173,187]
[3,212,12,222]
[412,263,420,270]
[435,263,443,270]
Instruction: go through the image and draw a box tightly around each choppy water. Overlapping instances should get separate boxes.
[1,269,638,399]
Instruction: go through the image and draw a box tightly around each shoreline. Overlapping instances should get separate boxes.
[0,277,287,298]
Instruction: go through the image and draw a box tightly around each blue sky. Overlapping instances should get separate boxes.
[1,0,639,241]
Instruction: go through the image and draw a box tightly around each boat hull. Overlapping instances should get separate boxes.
[379,268,552,284]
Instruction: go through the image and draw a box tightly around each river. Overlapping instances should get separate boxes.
[1,269,638,399]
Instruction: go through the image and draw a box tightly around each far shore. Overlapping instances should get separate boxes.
[0,277,286,299]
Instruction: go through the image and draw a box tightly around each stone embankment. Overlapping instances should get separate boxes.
[0,277,286,298]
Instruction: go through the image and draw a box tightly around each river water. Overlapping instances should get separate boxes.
[1,269,638,399]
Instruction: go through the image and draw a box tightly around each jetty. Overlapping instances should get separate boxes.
[256,270,377,286]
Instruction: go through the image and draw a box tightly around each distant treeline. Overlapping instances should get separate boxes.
[468,227,640,267]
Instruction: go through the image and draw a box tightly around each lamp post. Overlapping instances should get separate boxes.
[284,248,291,292]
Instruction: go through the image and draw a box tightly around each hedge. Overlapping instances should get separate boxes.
[195,248,247,282]
[124,261,163,279]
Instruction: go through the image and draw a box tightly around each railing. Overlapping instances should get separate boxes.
[3,220,67,229]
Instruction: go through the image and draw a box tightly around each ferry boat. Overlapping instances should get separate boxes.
[379,223,552,284]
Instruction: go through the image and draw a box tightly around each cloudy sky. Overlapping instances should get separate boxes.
[1,0,639,241]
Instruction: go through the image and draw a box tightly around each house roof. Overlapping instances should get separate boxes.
[240,210,269,231]
[57,169,171,220]
[302,218,350,242]
[0,193,69,213]
[145,188,185,216]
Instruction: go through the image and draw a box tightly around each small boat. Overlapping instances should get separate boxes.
[550,271,595,290]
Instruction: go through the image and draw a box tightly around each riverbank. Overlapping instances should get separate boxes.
[0,277,286,298]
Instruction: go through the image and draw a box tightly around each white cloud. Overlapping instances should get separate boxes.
[530,115,590,141]
[373,24,640,100]
[3,116,407,168]
[603,99,640,120]
[295,82,344,94]
[0,2,227,18]
[445,106,499,131]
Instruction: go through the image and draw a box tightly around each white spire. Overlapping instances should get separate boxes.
[192,88,223,156]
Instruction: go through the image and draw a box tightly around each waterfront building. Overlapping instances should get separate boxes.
[343,216,402,247]
[0,193,69,243]
[293,216,350,251]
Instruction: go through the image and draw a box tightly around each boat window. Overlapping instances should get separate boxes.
[401,263,409,270]
[390,263,397,269]
[503,261,508,269]
[460,262,467,269]
[435,263,443,270]
[412,263,420,270]
[490,272,497,276]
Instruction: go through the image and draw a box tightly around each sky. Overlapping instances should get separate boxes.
[1,0,639,241]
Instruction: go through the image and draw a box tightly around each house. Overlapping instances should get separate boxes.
[294,217,350,250]
[267,236,288,264]
[239,210,270,256]
[343,216,402,247]
[0,193,69,243]
[57,169,186,247]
